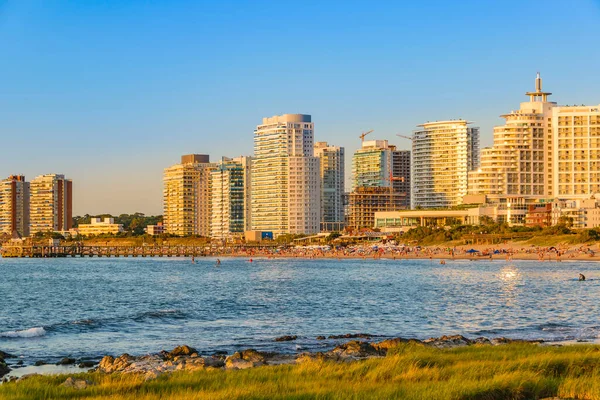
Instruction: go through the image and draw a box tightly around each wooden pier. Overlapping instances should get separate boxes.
[0,244,210,258]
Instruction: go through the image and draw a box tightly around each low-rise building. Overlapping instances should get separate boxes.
[525,204,552,227]
[77,217,124,236]
[146,222,165,236]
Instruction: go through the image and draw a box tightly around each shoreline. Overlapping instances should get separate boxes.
[2,333,597,381]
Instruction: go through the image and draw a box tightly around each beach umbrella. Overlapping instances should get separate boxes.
[466,249,480,254]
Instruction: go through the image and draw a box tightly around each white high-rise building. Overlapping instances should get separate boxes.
[468,73,555,199]
[251,114,320,236]
[314,142,345,228]
[412,120,479,209]
[553,105,600,198]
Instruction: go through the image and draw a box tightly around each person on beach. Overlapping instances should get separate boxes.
[579,273,586,281]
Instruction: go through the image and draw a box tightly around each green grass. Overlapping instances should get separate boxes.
[3,343,600,399]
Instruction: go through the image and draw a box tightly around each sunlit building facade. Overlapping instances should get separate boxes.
[0,175,30,237]
[314,142,345,229]
[163,154,216,236]
[29,174,73,234]
[412,121,479,209]
[251,114,320,236]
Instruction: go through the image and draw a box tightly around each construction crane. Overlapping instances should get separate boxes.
[359,129,374,143]
[396,133,413,141]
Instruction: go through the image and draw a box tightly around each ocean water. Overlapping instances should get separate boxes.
[0,257,599,364]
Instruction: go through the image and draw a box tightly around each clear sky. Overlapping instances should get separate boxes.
[1,0,600,216]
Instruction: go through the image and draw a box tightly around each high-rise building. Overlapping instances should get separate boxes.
[251,114,320,236]
[347,140,410,229]
[553,105,600,197]
[468,73,555,199]
[314,142,345,230]
[0,175,30,237]
[163,154,216,237]
[210,156,252,239]
[29,174,73,234]
[412,120,479,209]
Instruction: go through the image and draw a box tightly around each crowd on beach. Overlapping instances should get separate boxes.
[202,242,600,262]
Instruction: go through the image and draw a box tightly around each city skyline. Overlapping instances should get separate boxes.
[2,1,600,215]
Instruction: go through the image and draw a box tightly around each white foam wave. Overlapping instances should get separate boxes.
[0,327,46,338]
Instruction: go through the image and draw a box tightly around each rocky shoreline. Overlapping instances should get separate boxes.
[1,334,547,383]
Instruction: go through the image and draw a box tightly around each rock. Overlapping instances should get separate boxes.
[18,373,40,381]
[61,377,92,389]
[225,349,267,369]
[328,333,372,340]
[372,338,411,352]
[144,370,161,381]
[0,351,15,359]
[330,340,382,359]
[16,360,24,366]
[57,357,76,365]
[168,345,198,358]
[203,356,225,368]
[34,360,47,366]
[98,354,136,373]
[423,335,472,348]
[316,336,326,340]
[472,337,492,345]
[0,360,10,378]
[78,361,96,368]
[274,335,298,342]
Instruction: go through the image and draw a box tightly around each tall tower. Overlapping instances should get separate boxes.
[0,175,30,237]
[251,114,320,236]
[163,155,216,236]
[468,73,556,210]
[412,121,479,209]
[210,156,252,239]
[314,142,345,230]
[30,174,73,234]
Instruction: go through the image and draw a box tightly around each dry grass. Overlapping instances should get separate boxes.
[3,343,600,399]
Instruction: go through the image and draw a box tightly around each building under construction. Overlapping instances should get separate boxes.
[347,187,408,230]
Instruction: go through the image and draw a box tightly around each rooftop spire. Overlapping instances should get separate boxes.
[526,72,551,102]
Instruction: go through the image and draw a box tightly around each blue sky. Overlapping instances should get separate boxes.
[1,0,599,215]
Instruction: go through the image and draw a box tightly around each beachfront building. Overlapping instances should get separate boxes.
[314,142,345,231]
[163,154,217,236]
[145,222,165,236]
[29,174,73,235]
[553,105,600,198]
[373,206,498,232]
[468,73,555,200]
[251,114,320,236]
[412,120,479,209]
[210,156,252,239]
[551,198,600,229]
[347,140,410,229]
[0,175,30,237]
[77,217,124,236]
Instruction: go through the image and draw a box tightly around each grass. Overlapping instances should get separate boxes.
[3,343,600,399]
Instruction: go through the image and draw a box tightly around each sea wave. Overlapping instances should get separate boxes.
[0,327,46,338]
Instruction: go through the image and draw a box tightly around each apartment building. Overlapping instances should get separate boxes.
[29,174,73,234]
[163,154,216,236]
[210,156,252,239]
[0,175,30,237]
[348,140,410,229]
[251,114,320,236]
[314,142,345,229]
[468,73,555,199]
[553,105,600,197]
[412,121,479,208]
